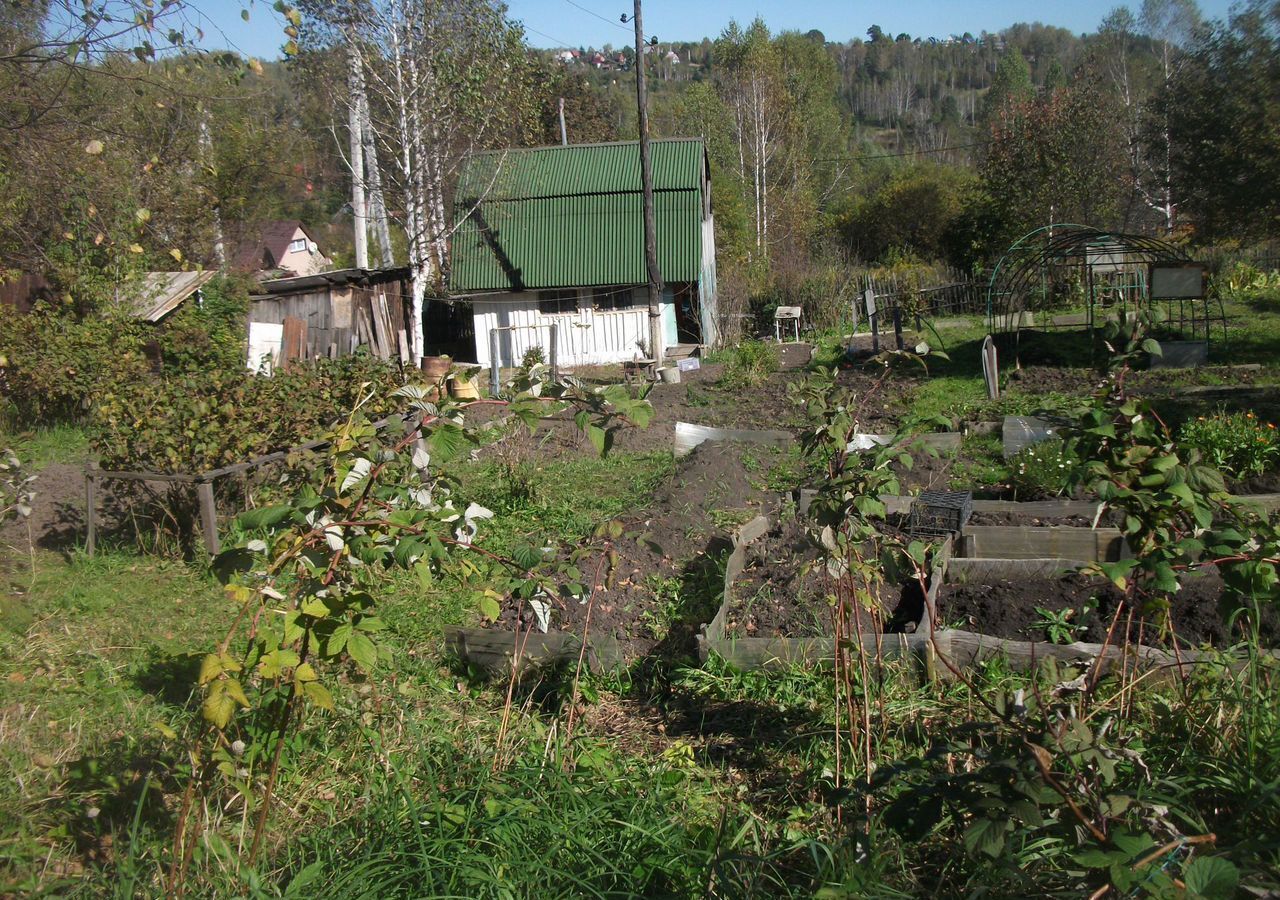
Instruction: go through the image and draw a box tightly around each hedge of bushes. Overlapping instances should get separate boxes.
[1,275,407,474]
[90,354,405,473]
[0,276,249,424]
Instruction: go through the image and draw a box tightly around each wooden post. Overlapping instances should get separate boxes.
[982,334,999,400]
[549,324,559,382]
[893,306,904,351]
[864,289,879,353]
[85,470,97,557]
[197,481,220,556]
[489,328,501,398]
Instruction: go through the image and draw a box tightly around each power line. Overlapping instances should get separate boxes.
[522,23,574,48]
[563,0,632,34]
[815,138,997,163]
[562,0,655,43]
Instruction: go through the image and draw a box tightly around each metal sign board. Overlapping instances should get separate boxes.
[1149,263,1206,300]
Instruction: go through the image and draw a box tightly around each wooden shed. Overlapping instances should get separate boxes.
[247,267,411,371]
[449,138,719,368]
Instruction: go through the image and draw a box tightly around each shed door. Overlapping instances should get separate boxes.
[661,292,678,347]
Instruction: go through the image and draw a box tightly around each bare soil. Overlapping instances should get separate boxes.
[723,517,925,639]
[965,509,1124,528]
[495,440,789,658]
[494,343,817,459]
[936,567,1280,649]
[1226,471,1280,495]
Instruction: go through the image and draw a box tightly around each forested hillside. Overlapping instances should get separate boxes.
[2,0,1277,321]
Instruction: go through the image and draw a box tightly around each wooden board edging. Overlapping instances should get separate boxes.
[927,628,1280,679]
[444,625,625,676]
[958,525,1126,562]
[699,514,947,677]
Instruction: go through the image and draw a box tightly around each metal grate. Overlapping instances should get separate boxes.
[908,490,973,537]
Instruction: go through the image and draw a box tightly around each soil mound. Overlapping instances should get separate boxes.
[496,440,788,657]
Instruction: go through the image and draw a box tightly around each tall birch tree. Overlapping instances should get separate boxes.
[715,20,789,262]
[301,0,535,363]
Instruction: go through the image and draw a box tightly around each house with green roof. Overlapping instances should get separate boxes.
[449,138,718,368]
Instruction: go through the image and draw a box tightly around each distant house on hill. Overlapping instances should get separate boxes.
[449,138,719,369]
[233,220,330,277]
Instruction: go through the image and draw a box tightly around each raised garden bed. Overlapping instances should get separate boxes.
[935,566,1280,650]
[700,506,1280,677]
[945,523,1126,584]
[721,516,926,639]
[697,515,946,673]
[445,439,789,675]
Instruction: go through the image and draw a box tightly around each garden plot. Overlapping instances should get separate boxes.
[720,516,926,639]
[933,566,1280,652]
[697,514,942,673]
[446,439,792,674]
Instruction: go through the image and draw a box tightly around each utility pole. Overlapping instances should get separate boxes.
[630,0,664,366]
[558,97,568,146]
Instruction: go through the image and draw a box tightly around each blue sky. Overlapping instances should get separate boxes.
[200,0,1237,58]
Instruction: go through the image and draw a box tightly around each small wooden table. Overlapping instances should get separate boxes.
[622,358,658,384]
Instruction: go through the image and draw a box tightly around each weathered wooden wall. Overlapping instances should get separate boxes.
[0,272,55,313]
[249,279,410,363]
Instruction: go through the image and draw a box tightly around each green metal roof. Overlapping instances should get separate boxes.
[450,139,707,293]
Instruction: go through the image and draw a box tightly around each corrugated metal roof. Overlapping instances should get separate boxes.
[131,271,217,322]
[450,139,708,293]
[457,138,705,201]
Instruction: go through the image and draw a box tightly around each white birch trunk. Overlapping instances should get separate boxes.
[347,34,368,269]
[198,108,225,267]
[359,88,394,266]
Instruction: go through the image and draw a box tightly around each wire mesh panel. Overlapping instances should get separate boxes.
[909,490,973,537]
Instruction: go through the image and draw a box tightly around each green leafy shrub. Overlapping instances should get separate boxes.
[719,339,780,389]
[1213,260,1280,301]
[0,275,252,425]
[1008,437,1076,499]
[0,307,153,423]
[1179,409,1280,479]
[90,354,406,474]
[520,344,545,368]
[153,276,250,373]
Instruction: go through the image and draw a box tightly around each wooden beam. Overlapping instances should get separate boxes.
[85,472,97,557]
[197,481,220,555]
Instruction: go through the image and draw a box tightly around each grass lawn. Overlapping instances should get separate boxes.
[0,423,89,468]
[5,296,1280,895]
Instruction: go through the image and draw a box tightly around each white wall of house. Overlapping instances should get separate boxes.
[472,286,676,368]
[276,225,331,276]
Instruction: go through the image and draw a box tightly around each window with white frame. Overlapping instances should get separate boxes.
[289,237,308,253]
[592,285,637,311]
[537,289,578,315]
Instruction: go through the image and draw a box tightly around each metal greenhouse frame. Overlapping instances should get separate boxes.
[985,224,1225,346]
